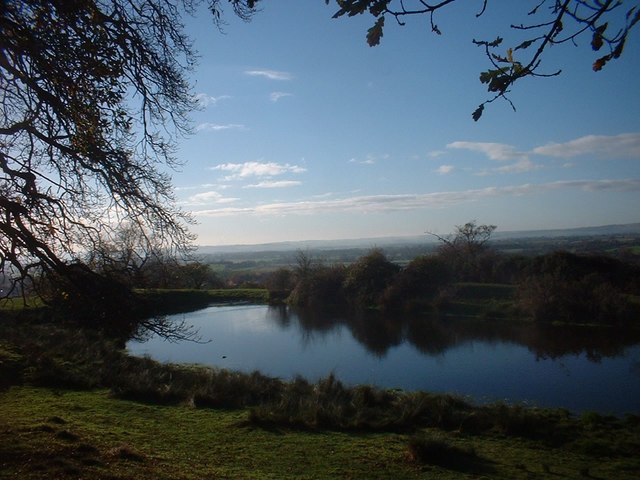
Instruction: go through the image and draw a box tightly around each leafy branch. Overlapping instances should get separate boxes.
[325,0,639,120]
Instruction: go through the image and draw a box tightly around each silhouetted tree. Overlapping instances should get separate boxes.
[176,261,222,289]
[384,254,451,311]
[289,264,347,309]
[0,0,260,301]
[85,222,163,287]
[429,221,497,281]
[343,248,400,308]
[266,267,295,303]
[288,250,317,306]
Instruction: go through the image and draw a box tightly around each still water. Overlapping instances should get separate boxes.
[128,304,640,415]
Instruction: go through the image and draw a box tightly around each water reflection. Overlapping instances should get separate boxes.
[129,305,640,414]
[290,306,640,362]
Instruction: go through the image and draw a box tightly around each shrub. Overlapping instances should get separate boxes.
[517,272,633,324]
[288,265,347,309]
[266,268,295,304]
[343,249,399,309]
[383,255,451,311]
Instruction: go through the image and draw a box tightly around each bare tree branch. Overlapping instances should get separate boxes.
[0,1,260,304]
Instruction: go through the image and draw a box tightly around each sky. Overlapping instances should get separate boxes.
[170,1,640,246]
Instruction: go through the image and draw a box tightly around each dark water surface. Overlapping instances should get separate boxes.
[128,305,640,415]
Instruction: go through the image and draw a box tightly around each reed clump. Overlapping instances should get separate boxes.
[109,355,284,409]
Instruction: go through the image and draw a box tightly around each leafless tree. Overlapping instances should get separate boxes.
[428,221,497,280]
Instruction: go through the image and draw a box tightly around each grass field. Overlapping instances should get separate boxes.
[135,288,270,315]
[438,283,518,320]
[2,386,639,480]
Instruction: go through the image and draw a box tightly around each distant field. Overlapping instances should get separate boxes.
[198,234,640,282]
[0,297,44,310]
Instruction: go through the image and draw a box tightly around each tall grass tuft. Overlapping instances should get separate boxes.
[247,375,478,432]
[108,356,284,408]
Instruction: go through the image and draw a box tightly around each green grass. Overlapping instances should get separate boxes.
[1,289,271,328]
[0,296,46,311]
[205,288,270,302]
[0,387,422,479]
[442,283,519,320]
[1,386,639,479]
[133,288,269,316]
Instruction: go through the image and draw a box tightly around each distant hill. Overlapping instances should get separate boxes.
[493,223,640,240]
[196,223,640,255]
[196,235,430,255]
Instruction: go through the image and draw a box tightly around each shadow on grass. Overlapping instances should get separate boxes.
[0,427,105,478]
[407,434,495,475]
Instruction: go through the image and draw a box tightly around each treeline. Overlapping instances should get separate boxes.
[266,242,640,325]
[13,222,639,335]
[87,255,224,290]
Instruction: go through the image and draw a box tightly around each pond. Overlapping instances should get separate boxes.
[128,304,640,415]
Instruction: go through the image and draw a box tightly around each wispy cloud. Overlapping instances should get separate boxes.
[436,165,454,175]
[245,180,302,188]
[184,190,239,206]
[196,123,245,132]
[193,179,640,217]
[493,158,539,174]
[448,133,640,168]
[245,69,293,81]
[447,141,538,173]
[175,183,218,192]
[349,153,389,165]
[193,93,231,108]
[270,91,293,102]
[428,150,447,158]
[532,133,640,159]
[447,141,527,161]
[212,161,306,180]
[349,157,375,165]
[311,192,336,199]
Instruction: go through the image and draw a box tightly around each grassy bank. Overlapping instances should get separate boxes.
[1,386,639,479]
[2,292,639,479]
[440,283,518,320]
[134,288,270,316]
[1,387,414,480]
[0,288,270,319]
[1,316,639,479]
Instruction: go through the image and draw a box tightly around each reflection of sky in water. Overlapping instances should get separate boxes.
[128,305,640,415]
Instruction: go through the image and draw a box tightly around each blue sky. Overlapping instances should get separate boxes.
[172,1,640,246]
